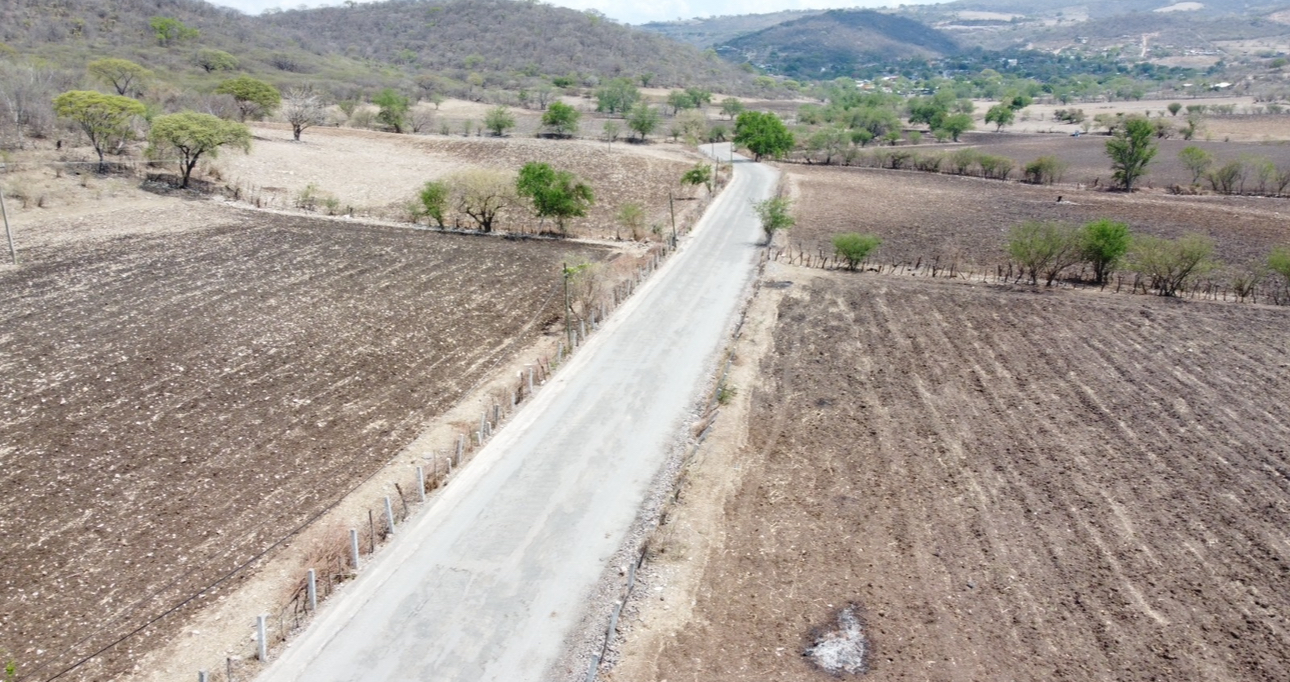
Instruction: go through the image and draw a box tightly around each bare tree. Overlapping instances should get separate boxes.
[408,105,436,133]
[447,168,515,232]
[281,88,326,141]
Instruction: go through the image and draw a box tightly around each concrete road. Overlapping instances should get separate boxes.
[257,145,775,682]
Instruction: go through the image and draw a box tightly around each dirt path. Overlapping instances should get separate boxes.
[253,147,776,682]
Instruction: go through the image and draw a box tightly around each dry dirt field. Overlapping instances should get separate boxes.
[784,163,1290,271]
[623,268,1290,681]
[952,132,1290,189]
[0,204,608,681]
[213,123,711,239]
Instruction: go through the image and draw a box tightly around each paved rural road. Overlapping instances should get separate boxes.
[258,145,775,682]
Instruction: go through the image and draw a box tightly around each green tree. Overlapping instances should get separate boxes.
[595,77,639,115]
[195,49,239,73]
[1106,117,1158,192]
[752,195,794,244]
[720,97,745,120]
[1007,220,1081,286]
[833,233,882,270]
[1023,156,1068,185]
[541,101,581,137]
[616,202,646,240]
[1079,219,1131,285]
[149,16,199,46]
[626,102,661,141]
[147,112,250,188]
[484,105,516,136]
[733,111,794,161]
[680,163,713,192]
[372,88,410,133]
[1167,102,1183,117]
[1129,234,1217,296]
[985,103,1015,131]
[937,113,974,142]
[215,76,281,121]
[51,91,146,172]
[516,162,595,233]
[417,180,449,227]
[1269,246,1290,291]
[86,58,151,96]
[1179,146,1213,184]
[602,120,621,148]
[666,90,695,115]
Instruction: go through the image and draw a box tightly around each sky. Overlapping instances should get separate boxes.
[207,0,945,26]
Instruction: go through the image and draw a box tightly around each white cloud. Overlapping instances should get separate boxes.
[207,0,944,25]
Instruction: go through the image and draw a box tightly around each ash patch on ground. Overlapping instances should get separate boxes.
[804,604,870,677]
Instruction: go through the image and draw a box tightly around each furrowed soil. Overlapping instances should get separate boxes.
[625,268,1290,681]
[784,163,1290,269]
[0,206,607,681]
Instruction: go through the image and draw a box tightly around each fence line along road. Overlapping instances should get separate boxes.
[257,143,776,682]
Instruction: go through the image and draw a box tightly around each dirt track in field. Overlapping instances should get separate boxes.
[0,207,606,681]
[632,269,1290,681]
[784,163,1290,270]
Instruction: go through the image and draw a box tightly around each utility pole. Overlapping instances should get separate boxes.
[563,262,573,349]
[0,164,14,266]
[668,192,677,247]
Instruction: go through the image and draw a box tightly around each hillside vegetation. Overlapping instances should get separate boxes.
[0,0,752,96]
[719,10,960,80]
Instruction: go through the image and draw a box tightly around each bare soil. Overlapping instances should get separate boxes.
[215,123,710,239]
[623,267,1290,681]
[783,163,1290,270]
[0,204,608,681]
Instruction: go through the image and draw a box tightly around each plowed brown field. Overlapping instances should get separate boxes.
[0,207,606,681]
[650,271,1290,681]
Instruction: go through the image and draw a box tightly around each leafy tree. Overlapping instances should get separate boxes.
[417,180,449,227]
[149,16,199,46]
[616,202,645,240]
[516,162,593,233]
[1106,117,1158,191]
[734,111,794,161]
[541,101,580,137]
[595,77,639,115]
[685,87,712,107]
[1129,234,1217,296]
[372,88,410,133]
[833,233,882,270]
[1007,220,1081,286]
[985,103,1015,131]
[752,195,794,244]
[281,88,326,141]
[1208,160,1244,194]
[51,91,145,172]
[667,90,696,115]
[484,105,515,136]
[626,102,660,141]
[86,58,151,96]
[680,163,713,192]
[1167,102,1183,117]
[215,76,281,121]
[195,49,239,73]
[1269,246,1290,290]
[937,113,974,142]
[147,112,250,188]
[447,168,514,232]
[1023,156,1068,185]
[720,97,745,120]
[602,120,620,148]
[1179,146,1213,184]
[1079,219,1131,284]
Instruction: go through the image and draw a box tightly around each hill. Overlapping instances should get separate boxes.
[0,0,752,96]
[718,10,960,79]
[639,10,825,49]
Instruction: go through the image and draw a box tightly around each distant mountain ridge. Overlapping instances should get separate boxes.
[718,10,960,79]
